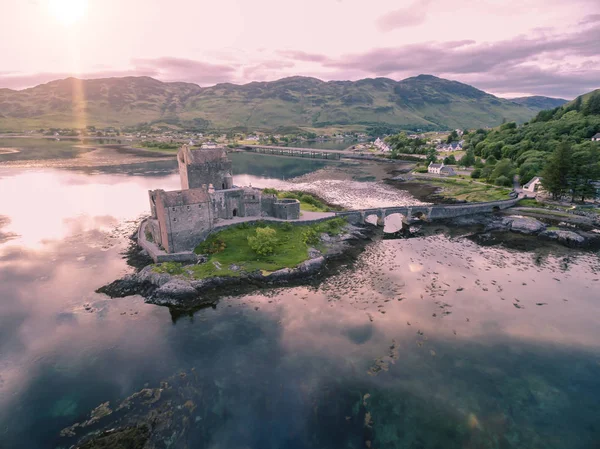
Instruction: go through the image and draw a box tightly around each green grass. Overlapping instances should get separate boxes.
[518,208,572,218]
[517,199,575,212]
[416,178,511,202]
[263,188,338,212]
[151,218,348,280]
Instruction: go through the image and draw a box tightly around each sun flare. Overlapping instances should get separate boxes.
[47,0,87,26]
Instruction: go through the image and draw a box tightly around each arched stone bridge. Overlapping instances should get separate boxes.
[335,198,519,226]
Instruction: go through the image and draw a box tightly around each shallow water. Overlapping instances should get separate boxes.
[0,159,599,448]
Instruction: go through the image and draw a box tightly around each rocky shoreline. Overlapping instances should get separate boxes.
[98,223,376,309]
[98,210,600,309]
[448,213,600,248]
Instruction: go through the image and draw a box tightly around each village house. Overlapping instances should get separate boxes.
[428,162,456,176]
[523,176,543,193]
[592,133,600,142]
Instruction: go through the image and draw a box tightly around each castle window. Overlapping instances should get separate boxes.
[172,207,176,211]
[252,195,255,200]
[173,218,177,222]
[199,204,202,208]
[187,206,191,211]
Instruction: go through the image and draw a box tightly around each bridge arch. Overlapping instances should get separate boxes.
[383,213,405,233]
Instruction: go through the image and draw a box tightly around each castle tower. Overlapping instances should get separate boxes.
[177,144,233,191]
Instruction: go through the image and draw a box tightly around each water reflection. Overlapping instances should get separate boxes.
[0,163,599,448]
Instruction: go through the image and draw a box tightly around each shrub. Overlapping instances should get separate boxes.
[247,227,278,255]
[470,168,482,179]
[197,237,227,254]
[315,217,347,235]
[302,228,320,246]
[263,188,278,195]
[495,175,512,187]
[281,222,293,232]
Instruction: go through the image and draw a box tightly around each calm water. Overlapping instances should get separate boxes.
[0,156,599,448]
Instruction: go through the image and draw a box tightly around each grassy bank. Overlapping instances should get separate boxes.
[153,218,348,279]
[263,188,342,212]
[413,177,511,202]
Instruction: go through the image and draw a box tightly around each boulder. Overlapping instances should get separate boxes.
[297,256,325,274]
[265,268,293,281]
[153,279,197,300]
[539,229,586,246]
[135,265,172,287]
[507,217,546,235]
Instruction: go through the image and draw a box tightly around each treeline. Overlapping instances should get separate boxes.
[541,142,600,202]
[462,90,600,185]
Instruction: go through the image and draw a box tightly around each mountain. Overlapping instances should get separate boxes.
[509,96,568,111]
[0,74,547,131]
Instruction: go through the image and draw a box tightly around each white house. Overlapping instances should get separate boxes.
[523,176,543,193]
[428,162,443,174]
[428,162,456,176]
[592,133,600,142]
[201,141,219,149]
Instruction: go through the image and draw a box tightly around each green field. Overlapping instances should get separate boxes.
[153,218,347,279]
[416,177,511,202]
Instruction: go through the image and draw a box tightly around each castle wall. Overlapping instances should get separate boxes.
[210,189,245,219]
[177,153,191,190]
[154,192,171,251]
[162,201,213,253]
[272,199,301,220]
[145,218,163,247]
[261,194,276,216]
[184,160,233,190]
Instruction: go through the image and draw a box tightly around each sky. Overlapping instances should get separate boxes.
[1,0,599,98]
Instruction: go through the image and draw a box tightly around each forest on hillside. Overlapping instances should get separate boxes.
[459,90,600,196]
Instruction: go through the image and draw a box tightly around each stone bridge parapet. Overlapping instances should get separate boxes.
[336,198,519,226]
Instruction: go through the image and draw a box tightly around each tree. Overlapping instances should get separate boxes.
[446,130,459,143]
[460,150,476,167]
[471,168,482,179]
[490,159,515,184]
[247,227,278,255]
[541,143,572,199]
[443,155,457,165]
[567,146,600,202]
[426,147,438,165]
[583,93,600,116]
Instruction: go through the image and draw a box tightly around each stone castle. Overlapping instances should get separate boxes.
[145,145,300,253]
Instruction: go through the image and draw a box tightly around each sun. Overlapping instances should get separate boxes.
[48,0,88,26]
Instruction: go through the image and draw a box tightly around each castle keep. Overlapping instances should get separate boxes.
[146,145,300,253]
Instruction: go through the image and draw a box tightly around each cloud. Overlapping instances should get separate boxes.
[324,23,600,76]
[0,57,238,90]
[242,60,296,81]
[131,57,237,85]
[376,0,433,31]
[276,50,331,63]
[578,13,600,25]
